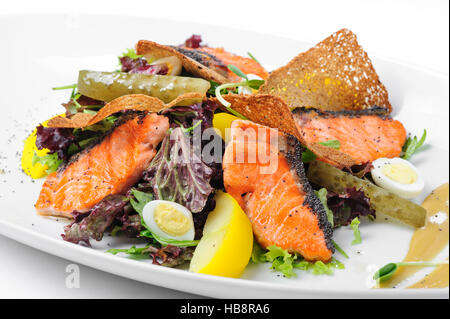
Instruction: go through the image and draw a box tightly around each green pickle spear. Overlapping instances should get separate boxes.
[77,70,210,105]
[307,160,427,228]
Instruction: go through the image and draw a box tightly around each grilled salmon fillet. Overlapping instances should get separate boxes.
[293,107,407,165]
[178,46,269,82]
[223,120,334,262]
[196,47,269,81]
[35,112,169,218]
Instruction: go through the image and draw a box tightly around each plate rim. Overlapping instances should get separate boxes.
[0,12,449,79]
[0,13,448,298]
[1,220,448,298]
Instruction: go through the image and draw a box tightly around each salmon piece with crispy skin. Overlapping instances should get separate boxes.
[178,46,269,82]
[195,47,269,81]
[35,112,169,218]
[293,107,407,165]
[223,120,334,262]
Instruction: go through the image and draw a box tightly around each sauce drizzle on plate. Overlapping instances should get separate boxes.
[378,183,449,288]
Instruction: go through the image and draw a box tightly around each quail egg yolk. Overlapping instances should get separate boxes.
[381,163,418,184]
[154,203,192,236]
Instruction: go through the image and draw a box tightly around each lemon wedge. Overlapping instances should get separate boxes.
[21,114,65,179]
[212,113,240,143]
[189,191,253,278]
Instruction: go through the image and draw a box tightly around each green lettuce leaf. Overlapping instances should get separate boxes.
[129,188,199,247]
[315,188,334,227]
[32,152,62,174]
[251,243,345,278]
[144,127,213,213]
[119,48,142,60]
[350,217,362,245]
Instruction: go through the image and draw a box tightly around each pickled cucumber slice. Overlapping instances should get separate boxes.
[77,70,210,105]
[307,160,427,228]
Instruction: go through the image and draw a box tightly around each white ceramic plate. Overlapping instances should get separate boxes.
[0,14,448,299]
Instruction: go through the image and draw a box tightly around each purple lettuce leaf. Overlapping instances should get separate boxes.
[162,99,218,131]
[149,245,195,267]
[143,127,213,213]
[183,34,203,48]
[119,56,168,75]
[35,125,77,160]
[62,195,129,246]
[327,187,376,227]
[108,244,194,267]
[62,95,105,117]
[162,100,224,189]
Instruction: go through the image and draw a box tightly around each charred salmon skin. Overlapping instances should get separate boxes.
[178,46,269,82]
[293,107,407,165]
[35,112,169,218]
[223,120,334,262]
[196,47,269,81]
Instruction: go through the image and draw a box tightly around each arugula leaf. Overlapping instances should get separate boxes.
[320,140,341,149]
[106,245,152,260]
[212,65,266,120]
[130,188,154,237]
[228,64,248,80]
[402,129,427,160]
[139,221,198,247]
[332,240,349,259]
[208,81,220,95]
[208,81,238,96]
[301,149,317,162]
[350,217,362,245]
[302,140,341,163]
[247,52,261,64]
[182,120,202,133]
[107,245,150,255]
[315,188,334,227]
[130,189,153,215]
[246,79,265,90]
[139,229,154,240]
[32,152,62,174]
[129,188,198,247]
[52,84,77,91]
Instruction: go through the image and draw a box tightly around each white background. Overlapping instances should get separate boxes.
[0,0,448,298]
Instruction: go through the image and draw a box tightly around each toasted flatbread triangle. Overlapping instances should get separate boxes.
[47,93,203,128]
[136,40,229,84]
[214,94,356,168]
[259,29,391,112]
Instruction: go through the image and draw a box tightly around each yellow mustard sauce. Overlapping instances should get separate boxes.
[408,258,449,288]
[378,183,449,288]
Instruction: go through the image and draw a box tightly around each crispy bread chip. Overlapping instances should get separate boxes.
[136,40,228,84]
[215,94,356,168]
[259,29,392,112]
[47,93,203,128]
[216,94,302,141]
